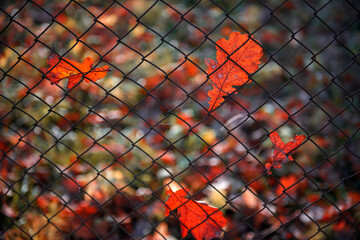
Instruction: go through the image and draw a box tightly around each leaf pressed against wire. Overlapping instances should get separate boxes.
[266,131,306,174]
[43,55,110,89]
[165,188,227,240]
[206,31,263,110]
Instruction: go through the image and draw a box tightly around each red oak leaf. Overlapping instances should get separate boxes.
[43,55,110,89]
[266,131,306,174]
[206,31,263,110]
[165,188,227,240]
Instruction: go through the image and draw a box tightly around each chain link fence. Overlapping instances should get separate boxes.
[1,0,360,239]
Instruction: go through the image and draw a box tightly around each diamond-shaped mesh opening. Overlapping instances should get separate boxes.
[317,43,355,74]
[291,100,329,133]
[2,0,360,239]
[61,1,95,33]
[271,39,315,76]
[335,22,360,55]
[272,0,315,32]
[2,108,36,134]
[11,1,52,34]
[77,22,119,56]
[334,64,360,94]
[139,1,182,37]
[0,22,35,56]
[316,0,359,32]
[117,27,162,63]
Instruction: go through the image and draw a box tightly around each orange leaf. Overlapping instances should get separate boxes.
[43,55,110,89]
[266,131,306,174]
[165,188,227,240]
[206,32,263,110]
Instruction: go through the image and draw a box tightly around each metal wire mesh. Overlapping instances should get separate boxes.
[1,0,360,239]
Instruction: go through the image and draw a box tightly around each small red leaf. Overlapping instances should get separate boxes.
[266,131,306,174]
[43,55,110,89]
[206,32,263,110]
[165,188,227,240]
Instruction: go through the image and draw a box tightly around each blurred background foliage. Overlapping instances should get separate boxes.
[1,0,359,239]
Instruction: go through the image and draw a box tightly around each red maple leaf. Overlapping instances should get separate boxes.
[43,55,110,89]
[165,188,227,240]
[206,32,263,110]
[266,131,306,174]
